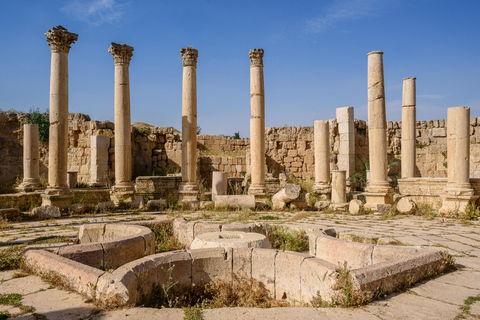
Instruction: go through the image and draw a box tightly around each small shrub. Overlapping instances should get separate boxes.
[0,293,22,306]
[267,226,309,252]
[26,107,49,141]
[149,223,185,253]
[461,204,480,221]
[0,245,25,270]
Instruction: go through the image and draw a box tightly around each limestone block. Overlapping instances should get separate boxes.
[251,248,277,295]
[214,195,255,209]
[189,248,232,284]
[396,197,417,214]
[370,203,392,214]
[193,222,221,238]
[154,251,192,286]
[58,243,104,269]
[315,235,373,269]
[232,248,253,279]
[97,201,115,212]
[432,128,447,137]
[349,199,365,215]
[131,197,145,210]
[96,266,138,306]
[222,222,250,232]
[32,205,61,219]
[70,203,95,214]
[300,257,337,305]
[146,199,167,211]
[102,236,147,269]
[191,232,270,250]
[314,201,331,210]
[275,251,309,303]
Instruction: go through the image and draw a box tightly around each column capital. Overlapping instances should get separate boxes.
[45,25,78,53]
[367,50,383,56]
[180,46,198,67]
[249,48,264,67]
[108,42,134,66]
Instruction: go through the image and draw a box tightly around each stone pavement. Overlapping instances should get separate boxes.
[0,211,480,319]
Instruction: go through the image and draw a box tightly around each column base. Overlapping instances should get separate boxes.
[439,186,478,216]
[178,182,199,208]
[41,187,72,209]
[16,180,44,193]
[311,183,331,200]
[110,184,135,205]
[364,184,394,211]
[248,184,267,199]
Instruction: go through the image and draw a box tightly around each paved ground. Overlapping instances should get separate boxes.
[1,210,480,319]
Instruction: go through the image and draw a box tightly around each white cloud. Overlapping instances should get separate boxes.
[305,0,393,34]
[61,0,128,27]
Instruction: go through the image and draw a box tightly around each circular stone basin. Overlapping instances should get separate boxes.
[190,231,271,249]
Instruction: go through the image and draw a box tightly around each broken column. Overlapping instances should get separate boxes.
[41,25,77,208]
[364,51,394,208]
[336,107,355,180]
[89,135,110,187]
[440,107,478,214]
[109,42,135,204]
[248,48,267,198]
[331,170,347,203]
[212,171,227,197]
[312,120,331,199]
[17,124,43,192]
[401,77,416,178]
[178,46,199,205]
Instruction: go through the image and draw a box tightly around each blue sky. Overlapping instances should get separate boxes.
[0,0,479,137]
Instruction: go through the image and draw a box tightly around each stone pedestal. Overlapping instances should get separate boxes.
[364,51,394,208]
[439,107,478,214]
[312,120,331,199]
[248,48,267,198]
[17,124,43,192]
[178,46,199,206]
[67,171,77,189]
[90,135,110,187]
[331,170,347,203]
[108,42,135,204]
[401,77,416,178]
[212,171,227,197]
[336,107,355,180]
[42,26,77,208]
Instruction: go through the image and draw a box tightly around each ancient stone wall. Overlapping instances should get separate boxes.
[1,111,479,189]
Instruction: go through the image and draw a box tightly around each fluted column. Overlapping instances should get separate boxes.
[312,120,331,198]
[178,46,199,205]
[41,25,77,208]
[248,48,267,198]
[17,124,43,192]
[401,77,416,178]
[440,107,478,214]
[364,51,393,208]
[109,42,135,204]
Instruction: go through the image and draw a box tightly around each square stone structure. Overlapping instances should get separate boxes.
[90,135,110,187]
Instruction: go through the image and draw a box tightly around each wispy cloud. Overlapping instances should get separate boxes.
[61,0,128,27]
[305,0,393,34]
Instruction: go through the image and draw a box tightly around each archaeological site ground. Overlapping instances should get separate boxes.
[0,25,480,320]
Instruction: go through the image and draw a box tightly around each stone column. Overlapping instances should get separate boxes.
[178,46,199,205]
[41,25,77,208]
[440,107,478,214]
[109,42,135,204]
[90,135,110,187]
[248,48,267,198]
[336,107,355,179]
[401,77,416,178]
[364,51,393,208]
[331,170,347,204]
[17,124,43,192]
[312,120,331,199]
[212,171,227,198]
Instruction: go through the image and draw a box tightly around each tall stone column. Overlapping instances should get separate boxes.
[17,124,43,192]
[178,46,199,205]
[89,135,110,187]
[336,107,355,179]
[401,77,416,178]
[312,120,331,199]
[331,170,347,204]
[440,107,478,214]
[109,42,135,204]
[41,25,77,208]
[364,51,393,208]
[248,48,267,198]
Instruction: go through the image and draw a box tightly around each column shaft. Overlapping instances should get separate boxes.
[181,64,197,184]
[401,77,416,178]
[17,124,42,192]
[336,107,355,178]
[313,120,331,197]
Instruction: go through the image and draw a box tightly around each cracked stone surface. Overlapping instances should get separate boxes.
[0,211,479,319]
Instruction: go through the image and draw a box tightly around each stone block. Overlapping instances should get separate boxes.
[396,197,417,214]
[232,248,253,279]
[214,195,255,209]
[194,222,221,238]
[96,266,138,306]
[189,248,232,284]
[146,199,167,211]
[58,243,104,269]
[275,251,309,303]
[32,205,61,219]
[251,248,277,295]
[222,222,250,233]
[102,235,147,269]
[315,235,374,269]
[154,251,192,286]
[300,257,337,305]
[349,199,364,215]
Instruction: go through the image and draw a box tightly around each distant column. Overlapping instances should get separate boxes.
[41,25,77,209]
[109,42,135,204]
[440,107,478,214]
[212,171,227,197]
[178,46,199,205]
[312,120,331,199]
[364,51,393,209]
[401,77,416,178]
[248,48,267,198]
[90,135,110,187]
[17,124,43,192]
[331,170,347,203]
[336,107,355,179]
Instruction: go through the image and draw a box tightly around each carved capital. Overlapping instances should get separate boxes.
[180,46,198,67]
[45,25,78,53]
[249,48,264,67]
[108,42,134,66]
